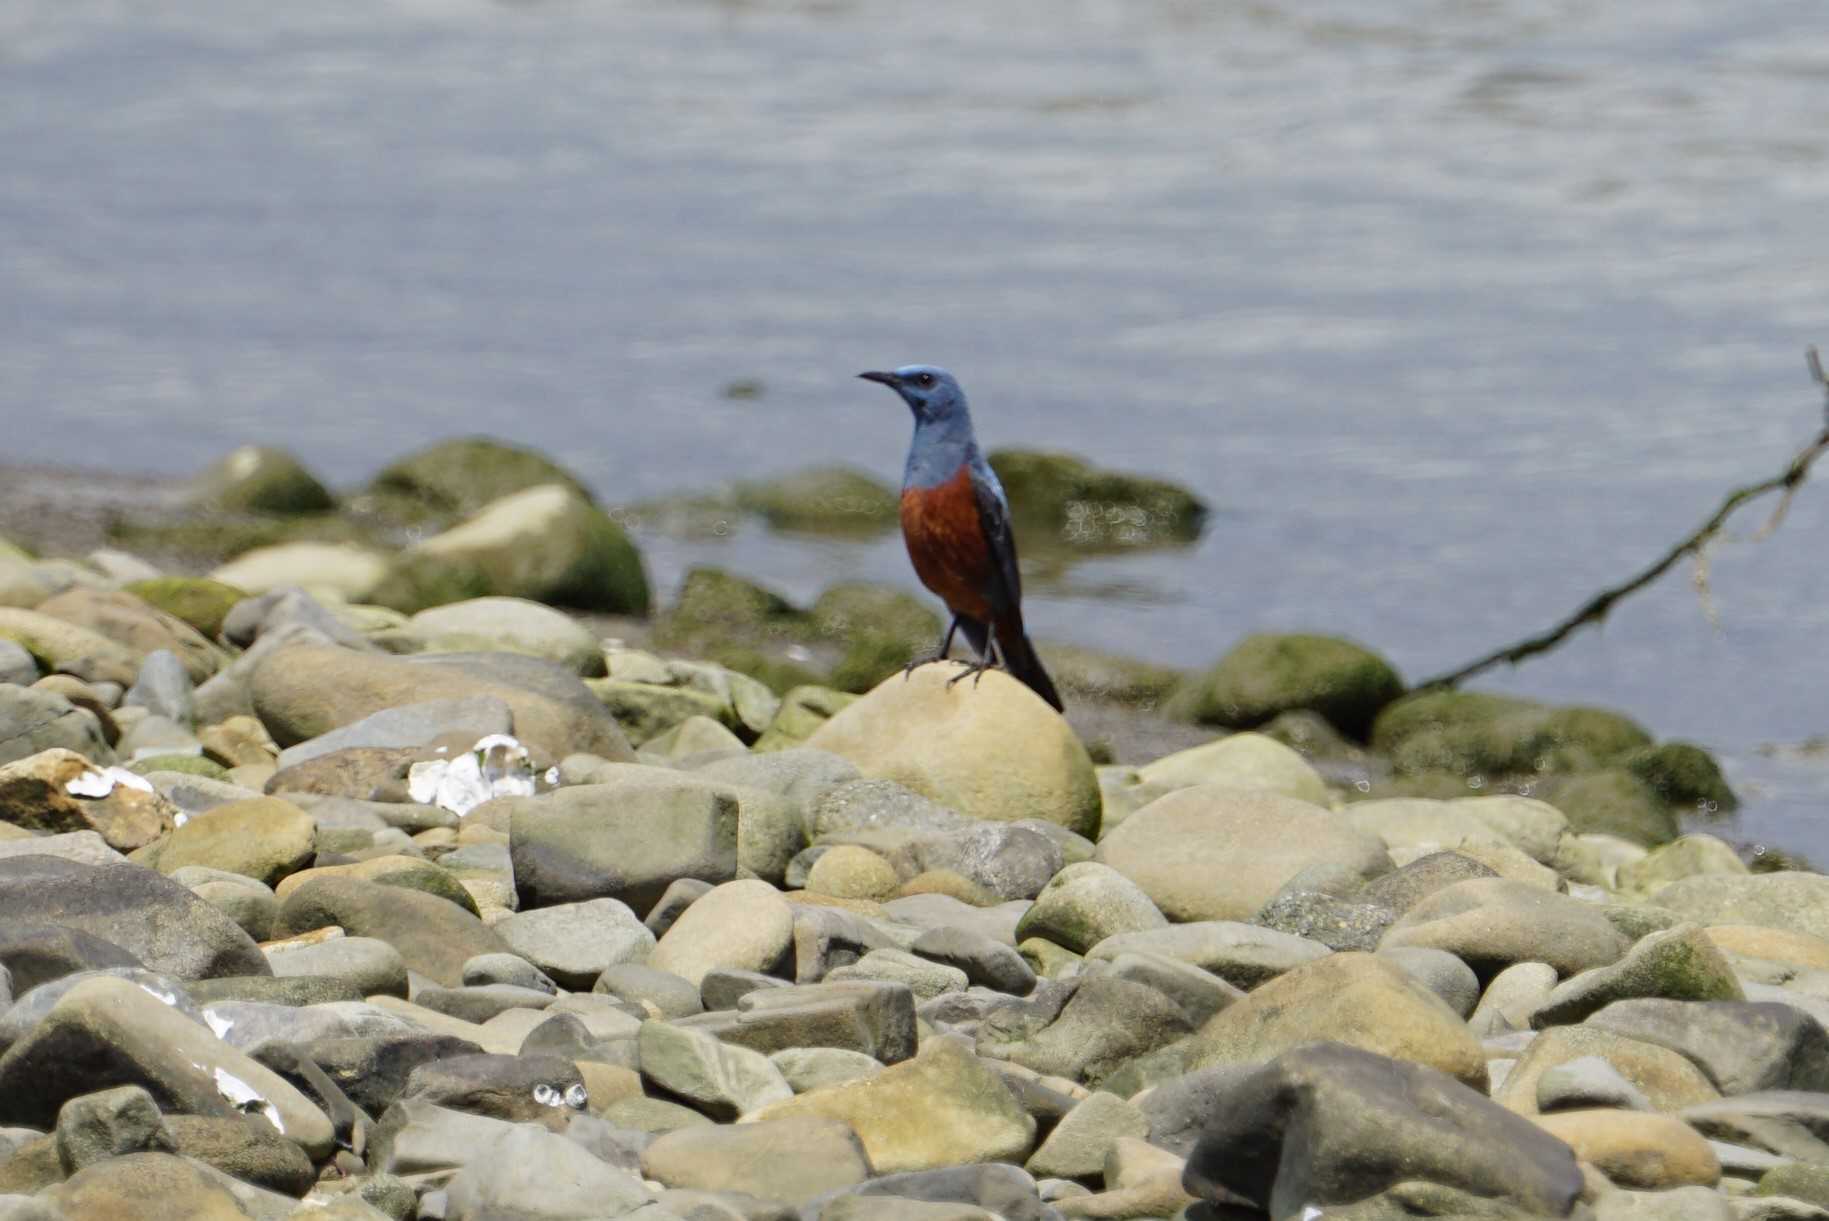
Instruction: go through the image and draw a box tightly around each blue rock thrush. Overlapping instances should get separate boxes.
[858,365,1064,712]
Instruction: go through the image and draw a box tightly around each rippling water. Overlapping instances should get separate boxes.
[3,1,1827,851]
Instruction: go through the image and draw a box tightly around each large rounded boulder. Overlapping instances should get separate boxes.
[804,664,1100,838]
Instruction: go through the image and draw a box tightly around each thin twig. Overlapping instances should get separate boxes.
[1418,347,1829,690]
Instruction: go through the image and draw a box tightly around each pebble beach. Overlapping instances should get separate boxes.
[0,440,1823,1221]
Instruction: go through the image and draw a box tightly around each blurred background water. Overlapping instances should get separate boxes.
[3,0,1827,851]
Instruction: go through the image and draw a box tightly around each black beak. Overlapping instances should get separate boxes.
[857,371,898,387]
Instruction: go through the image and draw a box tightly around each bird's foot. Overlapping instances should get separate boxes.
[902,652,972,680]
[944,658,998,690]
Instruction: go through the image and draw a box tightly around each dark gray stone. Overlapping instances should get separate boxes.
[1138,1064,1266,1156]
[1359,851,1501,915]
[1586,999,1829,1095]
[596,964,704,1019]
[306,1032,484,1116]
[909,926,1037,996]
[646,878,715,938]
[461,952,557,995]
[122,650,195,726]
[1182,1042,1584,1217]
[0,925,145,994]
[1086,951,1244,1027]
[976,975,1193,1088]
[1680,1092,1829,1162]
[701,969,791,1013]
[53,1085,175,1172]
[402,1053,586,1123]
[1252,889,1395,952]
[805,1164,1053,1221]
[0,686,112,768]
[677,979,916,1065]
[0,857,265,981]
[411,984,557,1025]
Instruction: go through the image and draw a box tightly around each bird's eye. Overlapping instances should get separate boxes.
[916,373,936,388]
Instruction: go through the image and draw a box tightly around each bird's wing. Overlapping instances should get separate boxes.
[968,459,1023,617]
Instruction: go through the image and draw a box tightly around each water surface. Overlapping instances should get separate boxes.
[4,0,1827,851]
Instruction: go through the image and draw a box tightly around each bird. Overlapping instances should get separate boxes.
[857,364,1064,712]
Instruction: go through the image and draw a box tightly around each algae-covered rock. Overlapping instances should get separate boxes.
[1622,741,1737,813]
[1169,633,1403,739]
[1040,645,1184,707]
[651,567,805,649]
[1373,689,1653,780]
[810,583,942,693]
[1542,769,1678,847]
[734,465,898,535]
[190,445,335,516]
[122,578,249,641]
[986,449,1206,548]
[366,436,594,516]
[373,484,649,616]
[754,686,859,753]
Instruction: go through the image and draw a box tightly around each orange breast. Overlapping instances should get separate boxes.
[900,468,996,621]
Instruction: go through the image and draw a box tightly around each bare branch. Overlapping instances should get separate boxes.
[1418,347,1829,691]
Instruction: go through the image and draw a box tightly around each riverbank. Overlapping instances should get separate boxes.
[0,445,1825,1216]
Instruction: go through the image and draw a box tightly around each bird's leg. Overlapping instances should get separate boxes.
[946,626,1004,690]
[904,616,972,679]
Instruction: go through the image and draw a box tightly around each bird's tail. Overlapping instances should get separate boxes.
[996,622,1064,712]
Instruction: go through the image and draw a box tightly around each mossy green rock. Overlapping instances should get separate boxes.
[589,678,736,746]
[651,567,806,650]
[191,445,335,516]
[367,437,593,515]
[734,466,897,535]
[1756,1162,1829,1207]
[753,686,858,753]
[1169,633,1403,739]
[1040,645,1183,707]
[987,448,1207,548]
[1544,769,1679,847]
[809,583,942,693]
[1529,923,1744,1027]
[127,754,229,780]
[810,583,940,649]
[373,484,649,615]
[1373,691,1652,779]
[1623,741,1737,813]
[122,578,249,641]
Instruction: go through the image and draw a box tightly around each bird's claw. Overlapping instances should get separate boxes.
[945,659,997,690]
[903,653,972,680]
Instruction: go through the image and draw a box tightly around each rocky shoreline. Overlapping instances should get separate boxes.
[0,441,1822,1219]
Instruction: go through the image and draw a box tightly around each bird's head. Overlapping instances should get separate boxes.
[857,365,966,422]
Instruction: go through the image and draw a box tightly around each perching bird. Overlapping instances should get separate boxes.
[858,365,1064,711]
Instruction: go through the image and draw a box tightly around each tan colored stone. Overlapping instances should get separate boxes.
[649,878,795,987]
[1495,1025,1719,1116]
[136,796,314,886]
[748,1035,1035,1174]
[250,643,633,763]
[198,716,279,769]
[42,1152,249,1221]
[805,665,1100,838]
[1704,924,1829,973]
[211,542,392,602]
[1135,733,1328,803]
[805,845,901,902]
[1533,1110,1720,1189]
[35,588,226,683]
[1186,951,1487,1090]
[0,607,144,686]
[0,748,177,851]
[1094,785,1390,922]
